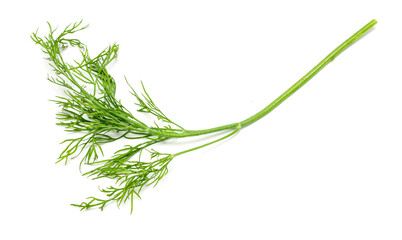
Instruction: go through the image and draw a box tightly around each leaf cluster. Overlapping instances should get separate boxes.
[33,20,242,213]
[32,21,189,212]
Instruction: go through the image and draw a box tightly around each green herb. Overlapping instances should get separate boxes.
[32,19,377,213]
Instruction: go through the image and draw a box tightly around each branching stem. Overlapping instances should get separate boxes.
[174,124,241,157]
[147,19,377,138]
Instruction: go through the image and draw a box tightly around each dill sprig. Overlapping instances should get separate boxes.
[32,20,377,213]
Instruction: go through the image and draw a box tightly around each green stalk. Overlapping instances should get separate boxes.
[239,19,377,127]
[151,19,377,138]
[174,124,241,157]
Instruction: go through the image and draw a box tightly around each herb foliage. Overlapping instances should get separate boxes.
[32,20,376,212]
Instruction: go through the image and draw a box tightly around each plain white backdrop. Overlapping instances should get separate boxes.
[1,0,401,239]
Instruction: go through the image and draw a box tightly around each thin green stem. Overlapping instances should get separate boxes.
[150,19,376,138]
[174,124,241,157]
[239,19,377,127]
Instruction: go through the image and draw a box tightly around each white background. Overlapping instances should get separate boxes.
[1,0,401,239]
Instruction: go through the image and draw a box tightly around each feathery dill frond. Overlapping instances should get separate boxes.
[32,20,377,212]
[32,21,235,212]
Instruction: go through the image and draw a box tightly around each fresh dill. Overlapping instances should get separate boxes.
[31,20,377,213]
